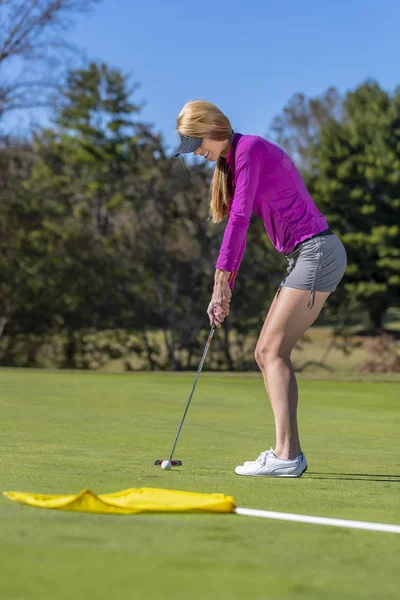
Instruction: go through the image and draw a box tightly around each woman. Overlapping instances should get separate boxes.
[174,100,347,478]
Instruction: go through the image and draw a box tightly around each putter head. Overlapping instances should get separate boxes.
[154,460,182,467]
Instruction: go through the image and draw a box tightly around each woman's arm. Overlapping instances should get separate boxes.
[208,139,264,326]
[214,268,230,286]
[215,139,264,275]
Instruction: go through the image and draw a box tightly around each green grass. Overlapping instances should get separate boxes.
[1,370,399,599]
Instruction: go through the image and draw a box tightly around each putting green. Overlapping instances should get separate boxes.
[0,370,399,599]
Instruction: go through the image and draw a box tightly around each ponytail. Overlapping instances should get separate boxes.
[209,156,231,223]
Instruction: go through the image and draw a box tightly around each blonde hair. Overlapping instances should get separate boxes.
[176,100,233,223]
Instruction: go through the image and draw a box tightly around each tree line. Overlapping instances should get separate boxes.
[0,2,398,370]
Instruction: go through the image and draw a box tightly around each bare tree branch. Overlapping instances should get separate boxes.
[0,0,100,119]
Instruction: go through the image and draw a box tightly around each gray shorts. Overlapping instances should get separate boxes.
[277,229,347,308]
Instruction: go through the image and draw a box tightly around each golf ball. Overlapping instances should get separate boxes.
[161,460,172,470]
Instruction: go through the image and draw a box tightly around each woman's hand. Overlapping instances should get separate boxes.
[207,270,232,327]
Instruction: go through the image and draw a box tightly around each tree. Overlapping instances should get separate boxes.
[270,86,342,171]
[129,145,218,370]
[22,62,149,365]
[36,62,143,235]
[0,136,39,342]
[0,0,100,120]
[270,80,400,332]
[312,81,400,330]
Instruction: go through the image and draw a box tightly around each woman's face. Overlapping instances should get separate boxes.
[194,138,231,162]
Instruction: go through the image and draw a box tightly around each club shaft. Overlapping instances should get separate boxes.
[169,323,216,460]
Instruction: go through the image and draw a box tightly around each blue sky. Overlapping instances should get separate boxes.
[5,0,400,155]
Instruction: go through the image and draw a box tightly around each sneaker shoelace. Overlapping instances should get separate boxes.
[255,449,274,465]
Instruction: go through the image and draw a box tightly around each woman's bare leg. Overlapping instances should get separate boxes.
[255,287,330,459]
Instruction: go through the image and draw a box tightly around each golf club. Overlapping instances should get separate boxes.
[154,321,217,467]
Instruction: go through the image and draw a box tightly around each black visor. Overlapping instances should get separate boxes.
[174,133,203,157]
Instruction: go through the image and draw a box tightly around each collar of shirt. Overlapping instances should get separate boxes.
[225,132,242,169]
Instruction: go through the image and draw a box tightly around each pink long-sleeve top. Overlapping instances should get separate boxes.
[215,133,328,278]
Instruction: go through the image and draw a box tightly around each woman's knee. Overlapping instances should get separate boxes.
[255,340,282,369]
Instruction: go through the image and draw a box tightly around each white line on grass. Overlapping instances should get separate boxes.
[235,508,400,534]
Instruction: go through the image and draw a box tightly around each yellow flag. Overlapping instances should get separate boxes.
[3,487,236,515]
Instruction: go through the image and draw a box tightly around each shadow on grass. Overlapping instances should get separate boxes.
[309,472,400,483]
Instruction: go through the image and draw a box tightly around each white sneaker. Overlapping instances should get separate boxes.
[243,448,274,466]
[235,451,307,477]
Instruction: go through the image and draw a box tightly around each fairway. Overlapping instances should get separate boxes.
[1,370,399,599]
